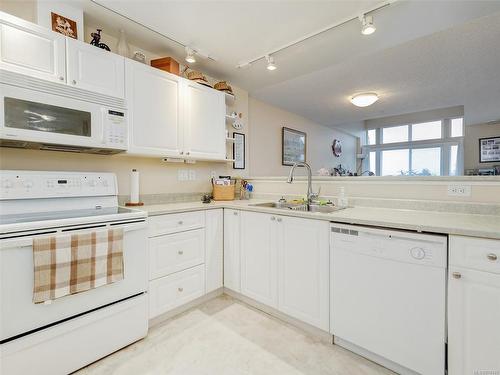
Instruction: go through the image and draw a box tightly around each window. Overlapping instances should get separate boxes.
[364,116,464,176]
[451,118,463,137]
[382,125,408,144]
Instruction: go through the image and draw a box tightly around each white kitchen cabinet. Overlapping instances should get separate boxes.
[448,236,500,375]
[277,216,329,330]
[0,11,66,83]
[126,59,183,157]
[183,80,226,161]
[240,211,278,308]
[66,37,124,98]
[205,209,223,293]
[223,209,241,292]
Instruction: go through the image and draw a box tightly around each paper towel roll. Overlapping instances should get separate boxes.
[130,169,139,203]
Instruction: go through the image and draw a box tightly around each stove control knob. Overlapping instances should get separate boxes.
[410,247,426,260]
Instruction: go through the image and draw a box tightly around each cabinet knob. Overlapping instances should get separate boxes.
[270,216,276,221]
[178,287,183,292]
[487,253,498,261]
[186,152,190,155]
[180,151,184,155]
[178,220,183,225]
[59,76,64,81]
[72,80,77,85]
[178,250,184,255]
[233,211,238,216]
[452,272,462,279]
[277,217,282,223]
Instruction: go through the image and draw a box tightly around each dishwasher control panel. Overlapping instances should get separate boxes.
[331,224,447,268]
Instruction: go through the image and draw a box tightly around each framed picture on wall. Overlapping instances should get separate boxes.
[51,12,78,39]
[479,136,500,163]
[233,132,245,169]
[282,127,306,166]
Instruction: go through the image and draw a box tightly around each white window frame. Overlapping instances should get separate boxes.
[363,118,464,176]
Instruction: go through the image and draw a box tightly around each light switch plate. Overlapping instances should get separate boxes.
[447,184,471,197]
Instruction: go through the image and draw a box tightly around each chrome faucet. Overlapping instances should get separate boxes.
[286,162,319,204]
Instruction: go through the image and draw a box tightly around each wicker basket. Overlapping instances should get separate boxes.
[212,183,235,201]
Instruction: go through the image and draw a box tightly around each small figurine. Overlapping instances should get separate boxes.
[90,29,110,51]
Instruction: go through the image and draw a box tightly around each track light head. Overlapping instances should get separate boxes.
[265,55,277,71]
[360,14,376,35]
[185,47,196,63]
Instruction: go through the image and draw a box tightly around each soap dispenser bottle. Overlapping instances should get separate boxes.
[337,187,348,208]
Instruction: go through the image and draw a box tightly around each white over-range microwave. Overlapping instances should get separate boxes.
[0,80,128,154]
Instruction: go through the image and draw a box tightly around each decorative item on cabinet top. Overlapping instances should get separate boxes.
[51,12,78,39]
[186,71,212,88]
[151,57,180,75]
[90,29,110,51]
[332,139,342,157]
[214,81,233,95]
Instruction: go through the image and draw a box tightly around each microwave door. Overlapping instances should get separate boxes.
[0,85,103,148]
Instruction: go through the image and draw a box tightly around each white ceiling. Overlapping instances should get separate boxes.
[86,0,500,132]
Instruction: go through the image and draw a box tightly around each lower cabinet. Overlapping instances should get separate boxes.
[240,211,278,308]
[239,210,329,330]
[149,265,205,318]
[448,236,500,375]
[223,209,241,292]
[147,209,223,319]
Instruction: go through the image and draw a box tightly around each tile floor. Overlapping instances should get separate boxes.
[76,295,393,375]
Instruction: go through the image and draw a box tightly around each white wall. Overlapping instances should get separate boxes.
[249,97,358,176]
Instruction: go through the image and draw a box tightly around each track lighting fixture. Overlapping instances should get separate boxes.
[185,47,196,63]
[360,14,376,35]
[265,55,277,71]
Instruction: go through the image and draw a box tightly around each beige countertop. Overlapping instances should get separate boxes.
[138,199,500,240]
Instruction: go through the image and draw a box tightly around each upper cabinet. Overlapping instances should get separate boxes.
[0,11,66,83]
[66,38,125,98]
[125,59,183,157]
[183,81,226,161]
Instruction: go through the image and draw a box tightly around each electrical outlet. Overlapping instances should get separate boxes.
[447,184,471,197]
[188,170,196,181]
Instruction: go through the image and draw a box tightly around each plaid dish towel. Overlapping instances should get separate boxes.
[33,228,124,304]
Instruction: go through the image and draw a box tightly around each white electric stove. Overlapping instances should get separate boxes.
[0,171,149,375]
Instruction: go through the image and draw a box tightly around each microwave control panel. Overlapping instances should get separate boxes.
[103,109,127,148]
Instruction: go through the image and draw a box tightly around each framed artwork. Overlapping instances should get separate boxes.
[51,12,78,39]
[479,136,500,163]
[233,132,245,169]
[282,127,306,166]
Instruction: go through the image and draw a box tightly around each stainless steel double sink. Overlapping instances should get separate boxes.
[249,201,345,214]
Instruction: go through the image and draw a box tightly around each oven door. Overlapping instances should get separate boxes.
[0,84,105,148]
[0,220,148,342]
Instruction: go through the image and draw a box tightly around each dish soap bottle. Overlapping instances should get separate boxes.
[337,187,348,208]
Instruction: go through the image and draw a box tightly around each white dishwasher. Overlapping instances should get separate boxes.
[330,223,447,375]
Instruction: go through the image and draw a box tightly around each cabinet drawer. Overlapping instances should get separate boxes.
[148,211,205,237]
[148,265,205,319]
[450,235,500,274]
[149,229,205,280]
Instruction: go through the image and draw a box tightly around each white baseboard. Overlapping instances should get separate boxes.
[223,288,332,344]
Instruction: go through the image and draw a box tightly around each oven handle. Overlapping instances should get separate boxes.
[0,221,147,249]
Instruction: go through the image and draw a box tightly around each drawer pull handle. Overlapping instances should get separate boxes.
[452,272,462,279]
[178,287,183,292]
[487,253,498,261]
[178,221,183,225]
[277,218,282,223]
[178,250,183,255]
[270,216,276,221]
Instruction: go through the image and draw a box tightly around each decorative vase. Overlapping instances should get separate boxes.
[116,29,130,57]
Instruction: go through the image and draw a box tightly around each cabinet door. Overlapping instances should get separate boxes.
[205,209,223,293]
[126,59,183,157]
[448,267,500,375]
[240,211,278,307]
[0,12,66,83]
[183,81,226,160]
[66,37,125,98]
[223,209,241,292]
[277,216,329,330]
